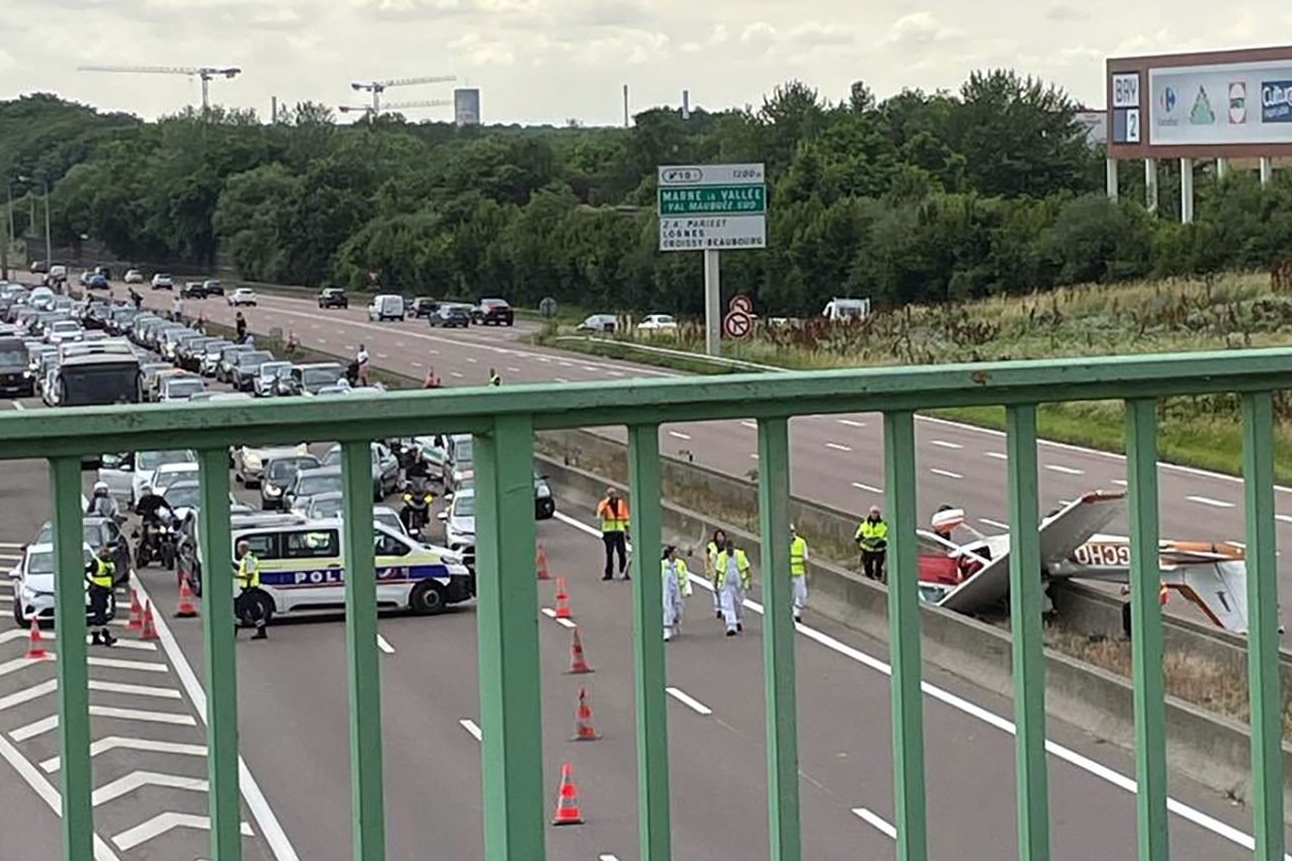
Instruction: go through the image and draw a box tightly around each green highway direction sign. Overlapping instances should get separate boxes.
[657,163,766,252]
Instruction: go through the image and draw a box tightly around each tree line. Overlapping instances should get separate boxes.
[1,75,1288,317]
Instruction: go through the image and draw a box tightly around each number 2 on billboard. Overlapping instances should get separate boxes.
[1126,108,1140,143]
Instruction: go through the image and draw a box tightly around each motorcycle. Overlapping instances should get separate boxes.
[134,515,178,571]
[399,482,434,536]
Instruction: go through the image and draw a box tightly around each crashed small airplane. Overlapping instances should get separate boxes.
[916,490,1251,632]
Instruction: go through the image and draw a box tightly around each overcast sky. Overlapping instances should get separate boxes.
[0,0,1276,125]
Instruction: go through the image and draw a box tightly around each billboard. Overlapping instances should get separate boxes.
[1107,46,1292,158]
[454,88,480,127]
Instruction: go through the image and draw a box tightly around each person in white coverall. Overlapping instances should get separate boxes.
[661,545,692,641]
[704,528,728,619]
[714,538,751,636]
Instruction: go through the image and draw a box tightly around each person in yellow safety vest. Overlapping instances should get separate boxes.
[714,538,752,636]
[790,524,809,623]
[596,487,631,581]
[855,505,889,582]
[233,539,268,640]
[488,368,501,386]
[661,545,693,641]
[85,546,117,647]
[1120,582,1170,640]
[704,528,728,619]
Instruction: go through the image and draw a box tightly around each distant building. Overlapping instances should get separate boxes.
[454,88,481,127]
[1075,110,1107,148]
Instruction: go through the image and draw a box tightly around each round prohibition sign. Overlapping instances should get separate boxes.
[728,294,753,314]
[723,310,753,339]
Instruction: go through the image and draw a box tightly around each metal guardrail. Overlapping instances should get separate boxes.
[2,348,1289,861]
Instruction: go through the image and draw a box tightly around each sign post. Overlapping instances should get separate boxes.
[657,163,766,357]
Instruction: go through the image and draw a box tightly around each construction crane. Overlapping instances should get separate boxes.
[338,99,452,119]
[349,75,455,113]
[77,65,242,112]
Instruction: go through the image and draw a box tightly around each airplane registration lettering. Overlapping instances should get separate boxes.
[1072,543,1131,567]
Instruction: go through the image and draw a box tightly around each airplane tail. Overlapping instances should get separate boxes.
[1167,560,1249,633]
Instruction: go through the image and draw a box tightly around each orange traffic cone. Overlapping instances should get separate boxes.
[25,618,50,660]
[571,687,600,741]
[536,545,551,581]
[554,577,571,619]
[175,576,198,618]
[140,600,158,641]
[551,762,585,826]
[127,588,143,631]
[566,627,593,674]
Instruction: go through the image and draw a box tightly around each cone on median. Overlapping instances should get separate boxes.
[551,762,585,826]
[127,588,143,630]
[571,686,600,741]
[536,544,551,581]
[566,627,593,674]
[25,617,50,660]
[553,577,571,619]
[140,600,158,641]
[175,575,198,618]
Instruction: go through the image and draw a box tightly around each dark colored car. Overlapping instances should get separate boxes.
[471,298,515,326]
[180,282,206,298]
[0,336,34,396]
[260,454,322,510]
[318,288,348,309]
[429,304,471,328]
[410,297,438,318]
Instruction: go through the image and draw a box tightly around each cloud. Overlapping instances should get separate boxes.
[881,11,964,47]
[1045,4,1089,21]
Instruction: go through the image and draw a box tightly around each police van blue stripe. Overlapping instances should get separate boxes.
[260,562,452,589]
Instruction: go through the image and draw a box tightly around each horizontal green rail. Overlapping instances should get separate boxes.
[0,346,1286,861]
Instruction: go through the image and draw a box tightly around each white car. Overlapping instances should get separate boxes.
[97,449,198,507]
[636,314,678,331]
[11,541,104,627]
[228,288,257,306]
[151,461,200,495]
[235,443,309,487]
[151,273,174,290]
[45,320,84,345]
[124,269,144,284]
[439,487,476,569]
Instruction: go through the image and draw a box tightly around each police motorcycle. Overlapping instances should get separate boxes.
[399,478,435,537]
[133,509,178,571]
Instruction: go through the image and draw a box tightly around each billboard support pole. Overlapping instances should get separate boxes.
[1261,156,1273,186]
[1216,158,1229,180]
[1180,158,1195,224]
[1105,158,1119,202]
[704,248,721,357]
[1144,159,1158,214]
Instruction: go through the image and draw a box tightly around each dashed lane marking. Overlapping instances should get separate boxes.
[459,719,482,741]
[929,468,962,480]
[851,482,883,493]
[1045,464,1085,476]
[825,442,852,452]
[984,452,1008,460]
[837,419,866,428]
[852,808,897,839]
[929,440,962,450]
[507,366,521,373]
[554,377,569,384]
[740,421,757,430]
[665,687,713,715]
[376,634,395,654]
[668,431,692,441]
[1187,496,1235,509]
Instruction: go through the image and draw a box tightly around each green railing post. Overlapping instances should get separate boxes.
[340,440,386,861]
[1005,405,1050,861]
[50,456,92,861]
[1241,391,1285,859]
[196,448,241,861]
[1124,398,1168,861]
[882,410,927,861]
[626,424,671,861]
[474,417,545,861]
[756,417,801,861]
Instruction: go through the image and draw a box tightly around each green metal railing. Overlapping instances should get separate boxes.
[2,347,1289,861]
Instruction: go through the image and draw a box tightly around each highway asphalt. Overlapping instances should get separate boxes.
[175,287,1292,631]
[0,395,1283,859]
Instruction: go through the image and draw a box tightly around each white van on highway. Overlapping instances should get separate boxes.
[368,294,405,322]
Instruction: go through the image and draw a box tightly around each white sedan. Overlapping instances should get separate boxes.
[11,541,104,627]
[228,288,258,306]
[636,313,678,331]
[124,269,144,284]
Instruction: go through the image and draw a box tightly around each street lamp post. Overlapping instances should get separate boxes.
[18,175,52,283]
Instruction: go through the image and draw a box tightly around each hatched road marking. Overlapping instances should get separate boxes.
[665,687,713,716]
[459,718,482,741]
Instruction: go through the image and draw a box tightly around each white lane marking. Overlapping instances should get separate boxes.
[741,420,758,430]
[984,452,1008,460]
[551,511,1277,857]
[555,617,576,629]
[112,811,253,852]
[0,656,51,678]
[411,361,424,368]
[11,706,196,741]
[1058,499,1074,506]
[11,401,24,411]
[86,657,168,673]
[508,367,521,373]
[599,855,622,861]
[980,518,1009,530]
[451,372,464,379]
[837,419,865,428]
[0,542,23,549]
[43,736,207,772]
[1111,479,1128,486]
[466,357,478,364]
[459,718,482,741]
[88,680,181,700]
[669,431,692,441]
[317,338,327,345]
[0,679,57,711]
[750,453,759,460]
[540,607,557,619]
[1045,464,1085,476]
[852,482,883,494]
[665,687,713,715]
[376,353,388,359]
[93,771,207,807]
[607,370,623,377]
[930,468,962,480]
[395,342,407,348]
[376,635,395,654]
[0,729,122,860]
[825,442,852,452]
[554,377,569,384]
[929,440,962,450]
[1187,496,1235,509]
[131,576,302,861]
[559,362,573,368]
[1277,515,1292,525]
[852,807,897,839]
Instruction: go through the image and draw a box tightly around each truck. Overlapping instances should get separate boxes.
[822,298,871,321]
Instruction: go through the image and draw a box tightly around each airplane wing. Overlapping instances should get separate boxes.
[937,491,1125,613]
[1164,560,1250,633]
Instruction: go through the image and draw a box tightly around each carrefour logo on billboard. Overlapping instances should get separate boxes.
[1261,80,1292,122]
